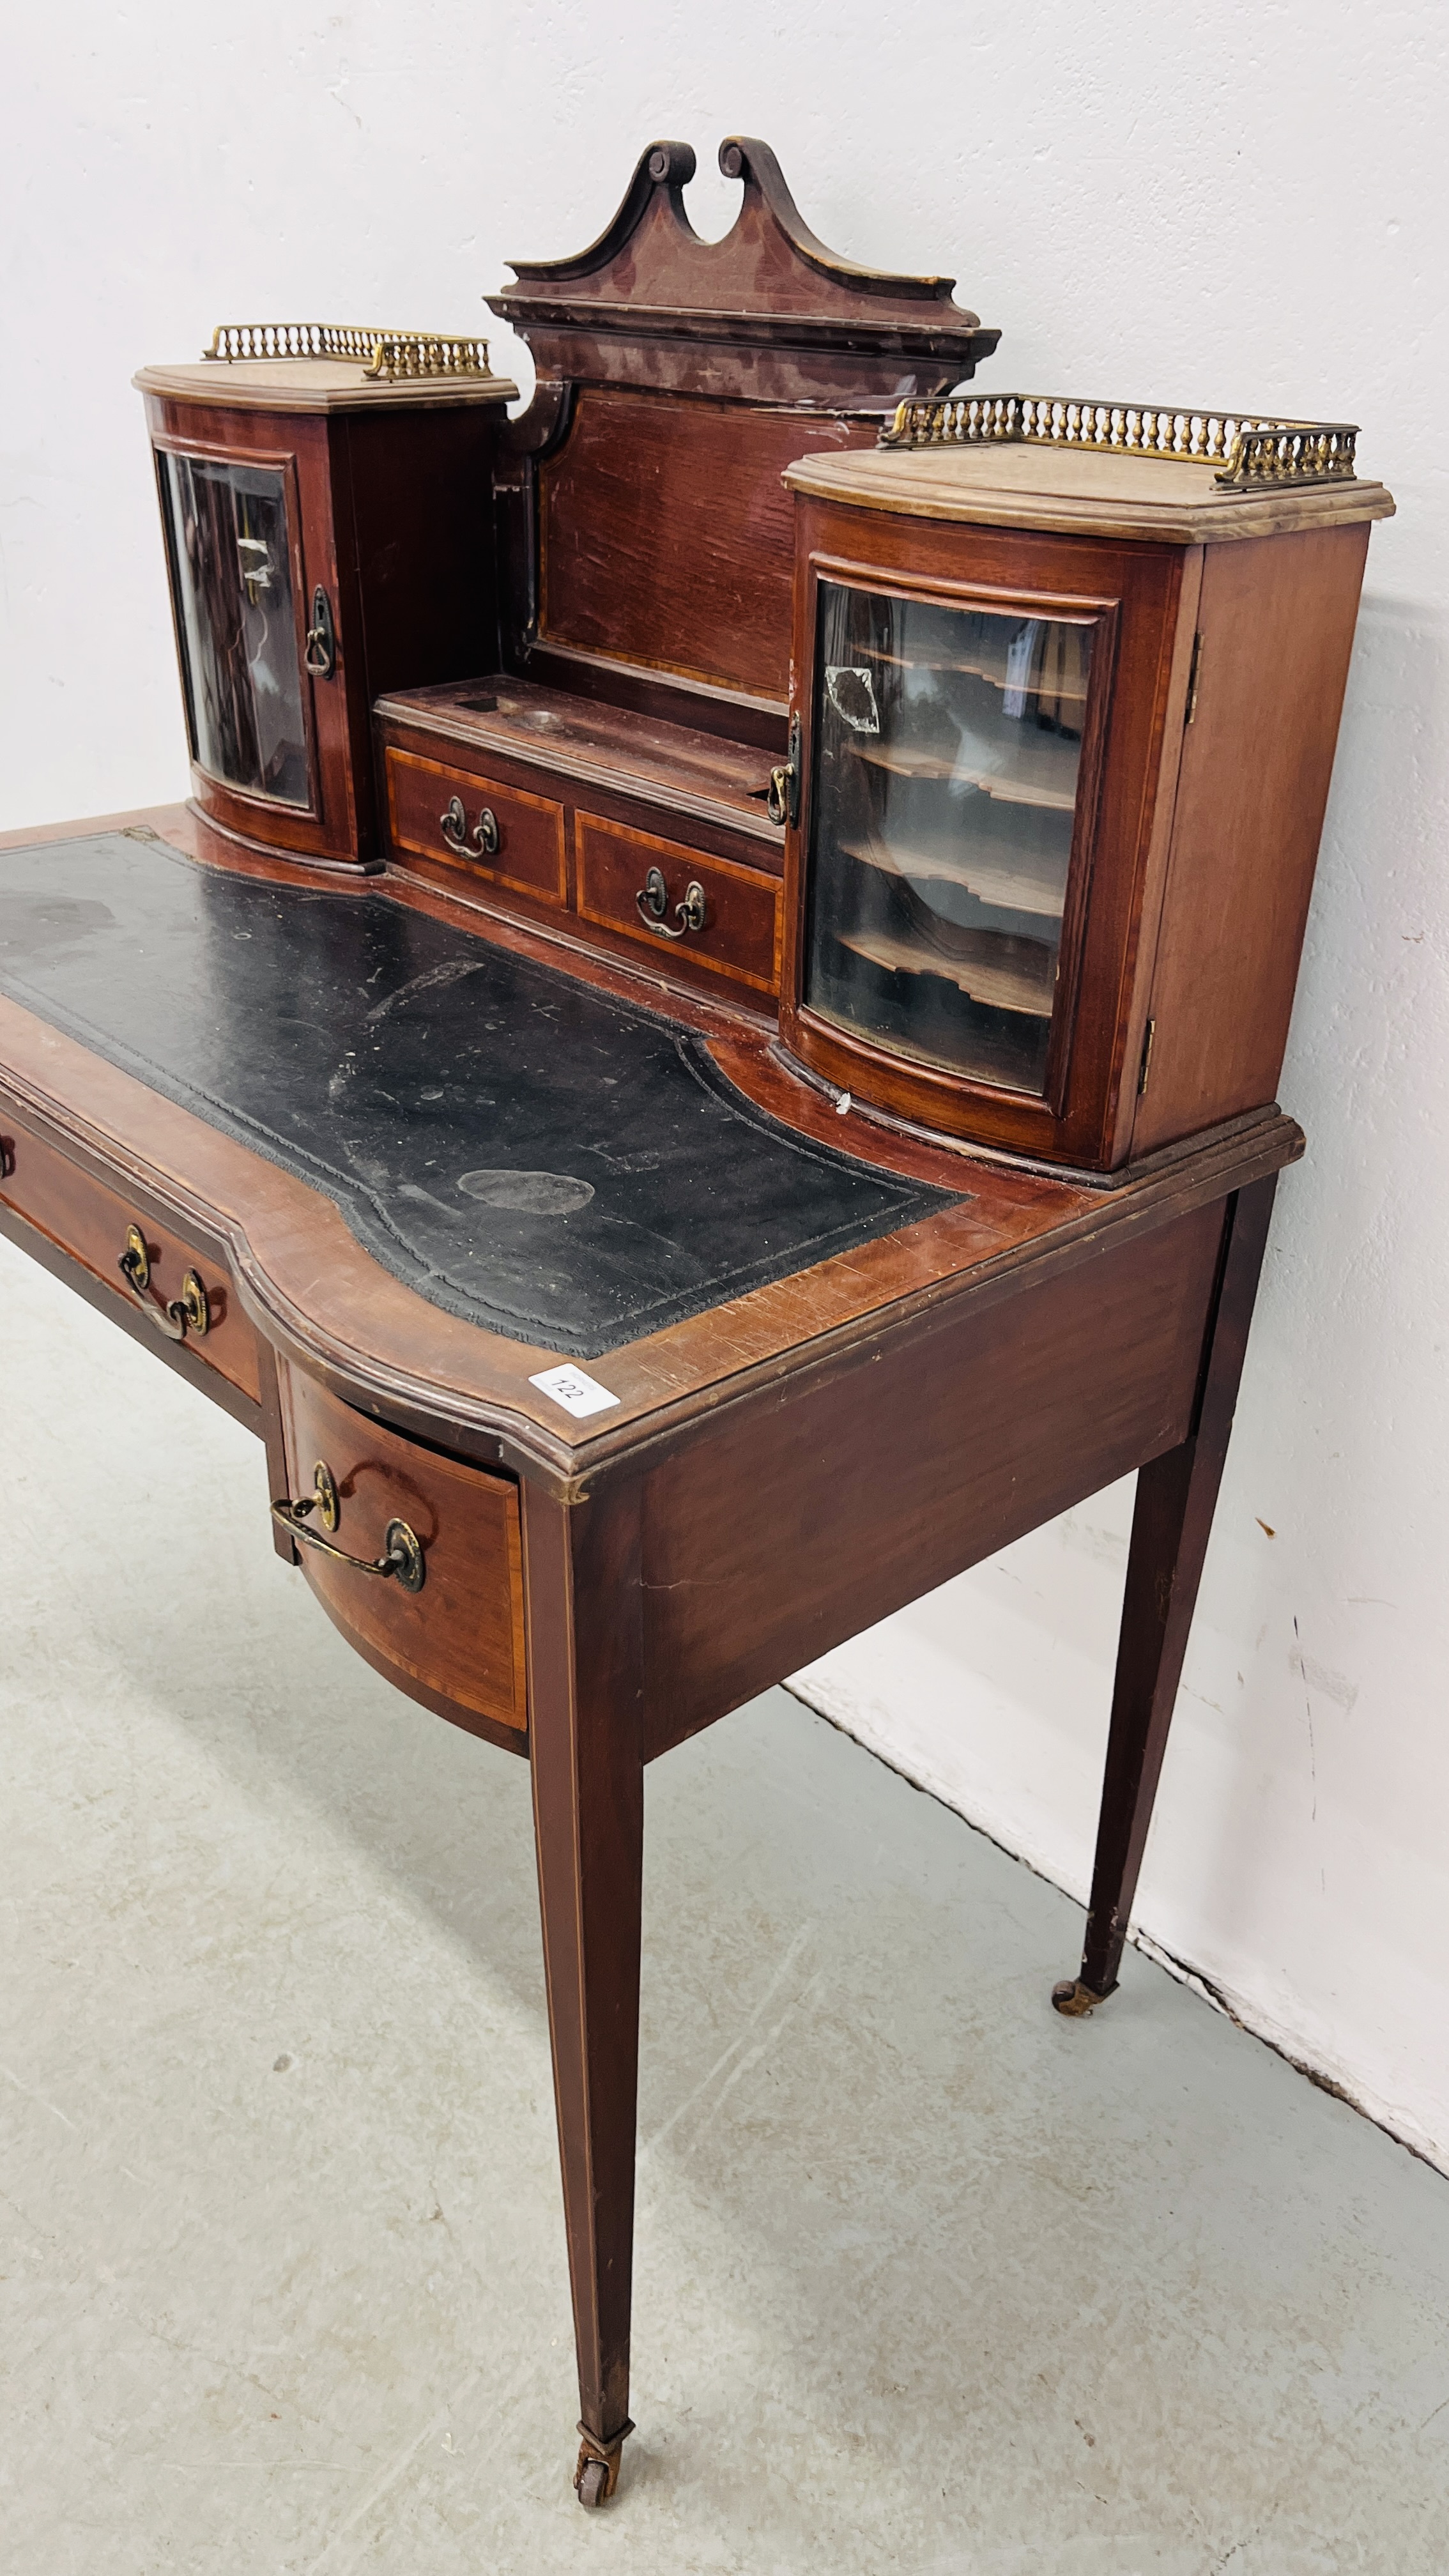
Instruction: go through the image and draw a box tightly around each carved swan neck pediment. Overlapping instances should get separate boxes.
[489,137,1000,409]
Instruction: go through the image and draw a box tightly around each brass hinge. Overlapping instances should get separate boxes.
[1137,1017,1156,1096]
[1185,631,1204,724]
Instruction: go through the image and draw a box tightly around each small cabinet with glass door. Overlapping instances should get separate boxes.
[137,327,515,870]
[155,446,314,817]
[780,399,1393,1172]
[803,579,1106,1103]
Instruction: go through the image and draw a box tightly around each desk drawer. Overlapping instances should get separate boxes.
[277,1365,527,1736]
[576,813,781,995]
[384,744,567,907]
[0,1112,259,1402]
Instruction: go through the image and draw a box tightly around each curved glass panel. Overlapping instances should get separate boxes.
[158,451,310,807]
[803,581,1096,1096]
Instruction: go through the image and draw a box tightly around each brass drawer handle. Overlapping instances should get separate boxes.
[440,795,500,857]
[118,1223,210,1342]
[271,1458,425,1593]
[635,865,707,939]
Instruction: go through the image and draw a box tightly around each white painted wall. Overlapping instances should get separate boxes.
[4,8,1446,2159]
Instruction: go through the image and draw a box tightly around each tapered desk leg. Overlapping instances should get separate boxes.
[522,1480,645,2507]
[1053,1177,1278,2017]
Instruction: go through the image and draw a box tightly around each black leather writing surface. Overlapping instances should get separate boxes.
[0,833,962,1358]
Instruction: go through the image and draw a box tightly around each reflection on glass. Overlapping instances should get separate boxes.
[158,452,309,806]
[803,582,1096,1095]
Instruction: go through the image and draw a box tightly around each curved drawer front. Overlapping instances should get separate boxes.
[575,812,781,995]
[384,744,567,907]
[0,1108,259,1402]
[277,1364,528,1736]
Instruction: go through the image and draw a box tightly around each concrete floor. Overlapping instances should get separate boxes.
[4,1230,1449,2574]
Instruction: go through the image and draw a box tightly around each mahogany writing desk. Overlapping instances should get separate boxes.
[0,805,1296,2504]
[3,137,1391,2507]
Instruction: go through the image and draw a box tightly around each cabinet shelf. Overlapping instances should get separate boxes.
[850,739,1080,811]
[839,836,1069,919]
[865,646,1087,705]
[838,924,1057,1018]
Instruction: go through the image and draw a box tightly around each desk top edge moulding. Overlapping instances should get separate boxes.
[0,134,1392,2511]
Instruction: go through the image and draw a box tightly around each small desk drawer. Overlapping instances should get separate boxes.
[277,1365,528,1736]
[384,744,567,906]
[0,1112,259,1403]
[576,813,781,995]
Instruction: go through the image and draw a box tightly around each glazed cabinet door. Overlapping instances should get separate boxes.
[149,402,359,865]
[799,577,1110,1101]
[780,502,1197,1169]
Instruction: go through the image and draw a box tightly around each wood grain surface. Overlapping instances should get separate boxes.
[637,1193,1227,1752]
[1131,525,1374,1154]
[537,388,874,702]
[523,1478,645,2448]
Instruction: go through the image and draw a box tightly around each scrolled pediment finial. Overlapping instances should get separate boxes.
[490,134,1000,406]
[714,135,955,299]
[506,139,700,288]
[647,141,696,188]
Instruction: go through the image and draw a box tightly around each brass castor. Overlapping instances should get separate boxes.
[1052,1976,1116,2017]
[573,2418,632,2508]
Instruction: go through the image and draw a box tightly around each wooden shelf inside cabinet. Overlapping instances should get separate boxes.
[850,739,1081,810]
[867,647,1089,705]
[839,923,1057,1016]
[839,837,1070,918]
